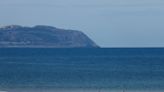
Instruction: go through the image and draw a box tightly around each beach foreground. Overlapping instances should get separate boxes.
[2,88,164,92]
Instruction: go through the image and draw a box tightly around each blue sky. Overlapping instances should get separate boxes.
[0,0,164,47]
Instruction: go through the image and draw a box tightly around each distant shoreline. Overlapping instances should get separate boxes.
[0,25,99,48]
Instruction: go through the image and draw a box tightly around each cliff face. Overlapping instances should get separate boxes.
[0,25,99,48]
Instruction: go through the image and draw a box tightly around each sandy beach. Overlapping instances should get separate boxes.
[2,88,164,92]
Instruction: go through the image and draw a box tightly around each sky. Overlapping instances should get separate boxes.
[0,0,164,47]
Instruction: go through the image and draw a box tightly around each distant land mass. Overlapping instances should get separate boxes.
[0,25,99,48]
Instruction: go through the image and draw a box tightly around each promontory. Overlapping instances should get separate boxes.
[0,25,99,48]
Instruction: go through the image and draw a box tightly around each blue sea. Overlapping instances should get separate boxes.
[0,48,164,91]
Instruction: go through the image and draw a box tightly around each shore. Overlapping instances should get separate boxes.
[2,88,164,92]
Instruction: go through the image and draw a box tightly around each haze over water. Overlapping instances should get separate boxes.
[0,0,164,47]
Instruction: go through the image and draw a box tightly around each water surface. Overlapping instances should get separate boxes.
[0,48,164,91]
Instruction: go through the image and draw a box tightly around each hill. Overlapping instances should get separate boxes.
[0,25,99,48]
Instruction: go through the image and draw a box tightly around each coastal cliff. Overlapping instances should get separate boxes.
[0,25,99,48]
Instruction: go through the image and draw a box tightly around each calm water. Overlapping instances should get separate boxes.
[0,48,164,90]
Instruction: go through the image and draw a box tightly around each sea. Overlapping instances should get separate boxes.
[0,48,164,92]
